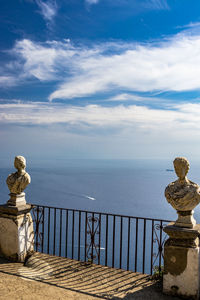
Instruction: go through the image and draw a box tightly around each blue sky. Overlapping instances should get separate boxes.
[1,0,200,160]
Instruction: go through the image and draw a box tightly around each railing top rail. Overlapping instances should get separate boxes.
[30,203,172,223]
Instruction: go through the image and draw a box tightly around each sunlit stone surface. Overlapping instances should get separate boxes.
[165,157,200,228]
[6,156,31,206]
[163,157,200,299]
[0,156,33,262]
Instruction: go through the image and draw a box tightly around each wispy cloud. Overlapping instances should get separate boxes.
[9,39,75,81]
[0,76,18,87]
[100,0,168,11]
[1,101,200,135]
[35,0,57,23]
[48,34,200,100]
[2,100,200,159]
[143,0,169,10]
[176,22,200,37]
[85,0,99,5]
[3,28,200,99]
[177,22,200,29]
[1,97,200,163]
[107,93,159,102]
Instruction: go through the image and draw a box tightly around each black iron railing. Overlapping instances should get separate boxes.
[31,204,171,275]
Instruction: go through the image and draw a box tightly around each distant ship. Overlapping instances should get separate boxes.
[166,169,174,172]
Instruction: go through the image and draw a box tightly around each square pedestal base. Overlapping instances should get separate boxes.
[163,223,200,299]
[0,205,34,262]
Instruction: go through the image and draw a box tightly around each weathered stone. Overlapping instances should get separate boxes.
[0,204,32,216]
[164,222,200,247]
[0,156,34,262]
[165,157,200,228]
[163,158,200,299]
[6,156,31,206]
[163,240,200,299]
[0,208,34,262]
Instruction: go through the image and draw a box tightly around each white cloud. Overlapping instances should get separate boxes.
[0,76,17,87]
[1,101,200,136]
[2,101,200,160]
[177,22,200,29]
[107,93,161,102]
[36,0,57,22]
[85,0,99,4]
[49,34,200,100]
[11,39,75,81]
[143,0,169,10]
[3,29,200,99]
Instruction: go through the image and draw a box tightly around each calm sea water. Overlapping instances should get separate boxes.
[1,158,200,273]
[1,158,200,221]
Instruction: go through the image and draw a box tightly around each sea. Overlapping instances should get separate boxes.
[1,158,200,273]
[1,158,200,220]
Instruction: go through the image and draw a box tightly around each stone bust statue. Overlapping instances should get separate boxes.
[165,157,200,228]
[6,156,31,195]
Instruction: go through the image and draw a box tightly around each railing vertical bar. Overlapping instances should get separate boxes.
[85,212,88,262]
[65,210,68,257]
[36,206,39,252]
[127,217,131,271]
[41,207,45,253]
[150,220,154,275]
[53,208,56,255]
[47,207,50,254]
[72,210,75,259]
[105,214,108,266]
[159,220,163,275]
[135,218,138,272]
[112,215,116,268]
[78,211,81,261]
[119,216,123,269]
[59,209,62,257]
[98,213,101,265]
[142,219,146,274]
[91,212,94,263]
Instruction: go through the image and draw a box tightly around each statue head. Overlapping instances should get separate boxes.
[14,156,26,171]
[173,157,190,181]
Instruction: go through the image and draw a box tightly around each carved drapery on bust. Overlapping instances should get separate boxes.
[165,157,200,228]
[7,156,31,194]
[6,156,31,206]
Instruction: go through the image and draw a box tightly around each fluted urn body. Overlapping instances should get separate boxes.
[165,157,200,228]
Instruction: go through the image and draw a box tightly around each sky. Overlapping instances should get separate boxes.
[1,0,200,160]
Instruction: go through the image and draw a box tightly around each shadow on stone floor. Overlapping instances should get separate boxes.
[0,253,181,300]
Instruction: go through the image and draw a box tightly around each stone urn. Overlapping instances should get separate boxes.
[165,157,200,228]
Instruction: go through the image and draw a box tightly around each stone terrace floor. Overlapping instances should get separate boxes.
[0,252,181,300]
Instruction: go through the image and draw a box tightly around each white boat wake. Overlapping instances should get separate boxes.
[65,191,96,201]
[82,195,96,201]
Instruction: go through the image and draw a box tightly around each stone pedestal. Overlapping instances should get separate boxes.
[176,210,196,228]
[163,222,200,299]
[7,192,26,207]
[0,204,34,262]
